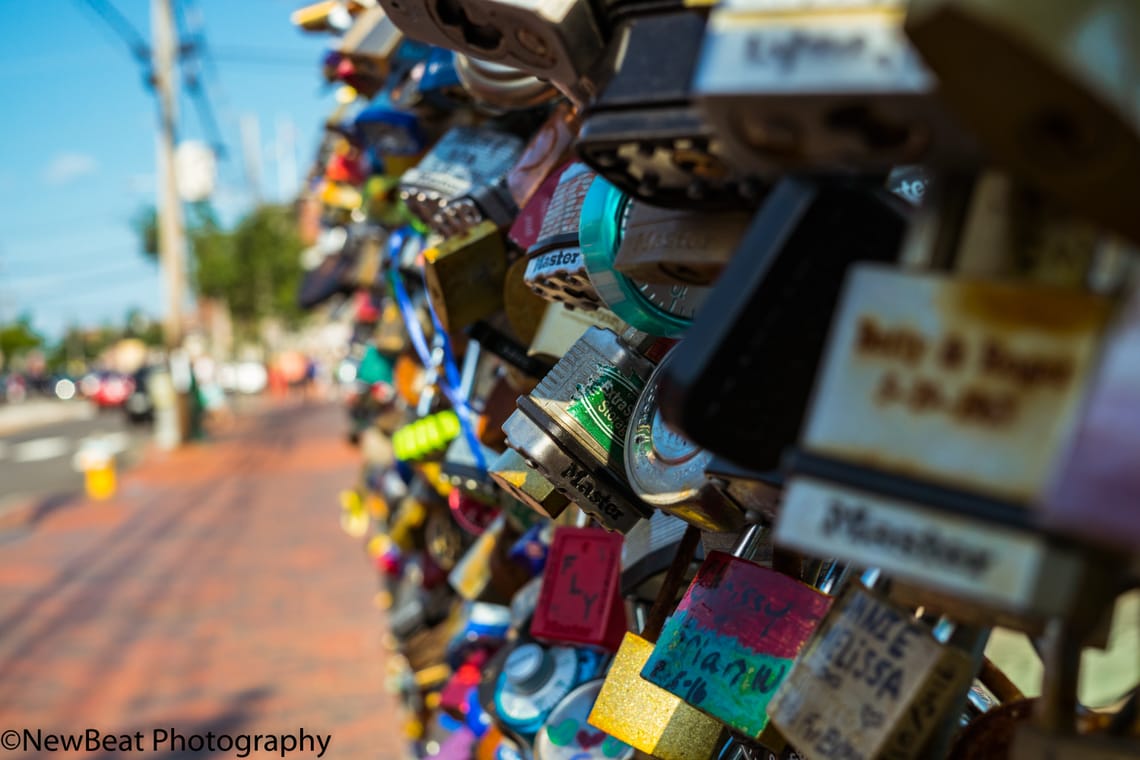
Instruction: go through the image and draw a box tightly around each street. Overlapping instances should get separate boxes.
[0,400,399,759]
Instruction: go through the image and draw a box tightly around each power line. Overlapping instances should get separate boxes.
[173,0,230,159]
[74,0,152,69]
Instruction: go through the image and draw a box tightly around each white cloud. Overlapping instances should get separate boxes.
[42,152,99,186]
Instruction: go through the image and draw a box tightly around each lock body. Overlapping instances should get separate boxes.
[525,163,603,311]
[612,203,748,287]
[531,527,627,651]
[423,220,508,332]
[657,178,907,471]
[905,0,1140,245]
[642,551,832,738]
[534,679,634,760]
[493,642,606,742]
[578,10,765,210]
[768,584,976,759]
[693,0,977,174]
[502,327,654,532]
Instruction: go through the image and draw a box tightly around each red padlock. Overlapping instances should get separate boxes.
[530,526,627,652]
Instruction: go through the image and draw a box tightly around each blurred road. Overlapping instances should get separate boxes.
[0,402,147,509]
[0,400,398,759]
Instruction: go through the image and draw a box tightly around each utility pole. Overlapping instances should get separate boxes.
[152,0,191,447]
[152,0,187,348]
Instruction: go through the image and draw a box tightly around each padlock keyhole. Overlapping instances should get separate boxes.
[435,0,503,53]
[825,104,912,151]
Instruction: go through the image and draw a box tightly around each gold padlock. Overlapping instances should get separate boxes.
[423,220,508,333]
[588,525,725,760]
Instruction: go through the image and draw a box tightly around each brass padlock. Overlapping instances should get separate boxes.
[525,163,603,311]
[624,345,744,532]
[905,0,1140,246]
[448,513,534,603]
[692,0,978,174]
[577,10,766,210]
[589,525,726,760]
[491,448,570,520]
[501,326,655,532]
[641,521,835,741]
[376,0,608,105]
[423,220,508,333]
[768,574,978,759]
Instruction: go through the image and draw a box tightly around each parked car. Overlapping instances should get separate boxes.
[87,371,134,409]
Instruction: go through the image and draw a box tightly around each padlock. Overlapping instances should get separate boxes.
[392,410,461,462]
[501,326,655,532]
[624,345,744,531]
[291,1,365,33]
[490,448,571,520]
[503,256,550,347]
[577,10,767,210]
[589,524,726,760]
[449,513,535,603]
[508,162,569,256]
[534,679,634,760]
[775,260,1126,629]
[620,509,701,603]
[399,126,525,238]
[468,319,555,382]
[376,0,608,105]
[656,177,907,471]
[524,163,604,311]
[492,641,608,743]
[506,103,580,211]
[904,0,1140,246]
[579,176,715,337]
[526,301,629,364]
[768,575,978,759]
[1041,284,1140,552]
[640,521,834,741]
[531,526,627,651]
[453,54,562,110]
[692,0,978,174]
[1011,620,1140,759]
[336,6,405,85]
[423,220,508,333]
[610,201,749,287]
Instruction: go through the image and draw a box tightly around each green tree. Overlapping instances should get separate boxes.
[134,203,305,336]
[0,314,44,369]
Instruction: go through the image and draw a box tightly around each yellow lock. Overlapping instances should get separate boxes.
[423,220,508,333]
[588,526,724,760]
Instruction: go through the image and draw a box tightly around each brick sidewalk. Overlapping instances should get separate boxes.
[0,401,402,759]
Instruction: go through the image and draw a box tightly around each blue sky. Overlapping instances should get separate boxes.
[0,1,336,338]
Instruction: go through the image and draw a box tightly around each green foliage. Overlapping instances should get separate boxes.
[0,314,43,367]
[134,202,305,335]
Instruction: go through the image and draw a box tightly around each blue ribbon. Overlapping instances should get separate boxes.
[386,227,488,476]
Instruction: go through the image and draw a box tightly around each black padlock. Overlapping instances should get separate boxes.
[657,177,908,471]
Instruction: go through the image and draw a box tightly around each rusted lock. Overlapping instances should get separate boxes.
[589,525,726,760]
[422,220,508,333]
[904,0,1140,246]
[624,346,745,532]
[768,575,978,759]
[641,522,834,741]
[531,526,627,651]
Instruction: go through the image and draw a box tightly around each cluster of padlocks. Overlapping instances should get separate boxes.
[292,1,1140,758]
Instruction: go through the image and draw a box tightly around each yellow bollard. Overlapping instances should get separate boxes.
[75,443,116,501]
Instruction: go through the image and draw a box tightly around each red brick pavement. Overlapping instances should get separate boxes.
[0,401,403,759]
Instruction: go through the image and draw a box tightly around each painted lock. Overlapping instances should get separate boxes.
[641,523,833,740]
[534,679,633,760]
[589,525,725,760]
[768,579,977,759]
[531,526,627,651]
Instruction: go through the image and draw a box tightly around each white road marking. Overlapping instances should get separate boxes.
[98,432,132,455]
[12,436,72,463]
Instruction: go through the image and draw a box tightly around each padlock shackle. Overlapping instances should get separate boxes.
[730,522,768,561]
[642,524,701,644]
